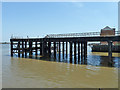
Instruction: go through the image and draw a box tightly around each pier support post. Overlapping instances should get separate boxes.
[40,42,42,55]
[22,40,24,57]
[59,41,61,60]
[42,40,47,57]
[70,42,72,63]
[63,42,64,59]
[84,41,87,59]
[54,42,56,58]
[35,41,37,55]
[25,41,27,57]
[74,42,76,63]
[78,42,80,62]
[29,41,32,57]
[57,42,59,52]
[66,41,68,58]
[11,40,13,57]
[18,41,20,57]
[48,42,51,57]
[81,42,84,59]
[42,41,44,56]
[108,41,112,58]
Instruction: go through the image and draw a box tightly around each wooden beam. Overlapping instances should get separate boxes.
[66,41,68,59]
[48,42,51,57]
[108,41,112,58]
[25,41,27,57]
[22,40,24,57]
[74,42,76,63]
[11,41,13,57]
[59,41,61,60]
[70,42,72,63]
[18,41,20,57]
[63,42,64,59]
[54,42,56,58]
[78,42,80,62]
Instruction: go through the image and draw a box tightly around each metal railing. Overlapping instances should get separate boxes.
[45,31,120,38]
[11,36,23,39]
[115,31,120,35]
[10,31,120,39]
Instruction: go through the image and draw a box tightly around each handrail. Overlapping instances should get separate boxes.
[45,31,120,38]
[10,31,120,39]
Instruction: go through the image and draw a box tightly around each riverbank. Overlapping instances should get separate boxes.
[0,42,10,44]
[91,52,120,57]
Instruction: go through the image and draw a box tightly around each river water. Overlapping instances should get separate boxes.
[2,44,120,88]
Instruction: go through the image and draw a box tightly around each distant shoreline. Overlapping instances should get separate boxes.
[0,42,10,44]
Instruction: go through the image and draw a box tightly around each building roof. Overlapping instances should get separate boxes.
[103,26,112,30]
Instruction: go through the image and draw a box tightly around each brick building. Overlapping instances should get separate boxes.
[100,26,119,45]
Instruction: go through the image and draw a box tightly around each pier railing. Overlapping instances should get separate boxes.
[115,31,120,35]
[10,31,120,39]
[11,36,23,39]
[45,31,120,38]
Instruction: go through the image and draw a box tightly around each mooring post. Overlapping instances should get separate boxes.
[54,42,56,58]
[78,42,80,62]
[63,41,64,59]
[22,40,24,57]
[66,41,68,58]
[10,40,13,57]
[35,41,37,55]
[48,42,51,57]
[25,41,27,57]
[108,41,112,58]
[74,42,76,63]
[59,41,61,60]
[70,42,72,63]
[40,42,42,55]
[18,41,20,57]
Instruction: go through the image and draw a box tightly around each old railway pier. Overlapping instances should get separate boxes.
[10,32,120,62]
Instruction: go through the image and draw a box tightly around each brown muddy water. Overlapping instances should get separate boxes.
[2,44,120,88]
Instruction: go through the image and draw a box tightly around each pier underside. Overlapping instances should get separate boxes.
[10,36,120,61]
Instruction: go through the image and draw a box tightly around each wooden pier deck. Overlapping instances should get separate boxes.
[10,34,120,61]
